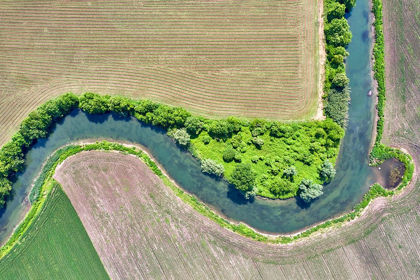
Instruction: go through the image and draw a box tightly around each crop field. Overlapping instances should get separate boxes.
[382,0,420,151]
[53,151,420,279]
[0,183,109,279]
[0,0,320,147]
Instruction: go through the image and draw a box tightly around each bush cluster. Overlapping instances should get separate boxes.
[200,159,225,177]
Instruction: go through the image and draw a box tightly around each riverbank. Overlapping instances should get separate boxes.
[0,135,414,261]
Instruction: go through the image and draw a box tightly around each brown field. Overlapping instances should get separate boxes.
[0,0,320,147]
[382,0,420,153]
[54,150,420,279]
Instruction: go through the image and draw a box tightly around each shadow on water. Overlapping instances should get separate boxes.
[295,198,311,210]
[86,112,109,124]
[226,184,255,205]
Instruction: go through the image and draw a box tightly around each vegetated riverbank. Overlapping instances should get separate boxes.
[0,93,344,207]
[369,0,414,185]
[0,136,414,261]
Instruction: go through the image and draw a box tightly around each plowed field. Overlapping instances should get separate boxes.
[0,0,320,147]
[54,151,420,279]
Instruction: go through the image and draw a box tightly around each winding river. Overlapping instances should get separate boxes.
[0,0,389,243]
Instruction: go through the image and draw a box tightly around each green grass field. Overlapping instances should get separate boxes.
[0,184,109,280]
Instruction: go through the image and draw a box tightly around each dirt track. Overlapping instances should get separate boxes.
[55,151,420,279]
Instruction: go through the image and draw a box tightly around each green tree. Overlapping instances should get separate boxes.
[223,147,236,162]
[325,87,350,128]
[184,116,204,135]
[230,163,256,196]
[332,73,350,89]
[250,119,267,136]
[325,18,352,47]
[299,179,323,203]
[283,166,298,181]
[108,95,132,117]
[327,2,346,21]
[338,0,357,11]
[270,123,292,138]
[172,128,190,146]
[269,178,294,196]
[320,160,336,181]
[201,159,225,176]
[207,120,233,138]
[79,92,110,114]
[0,177,12,207]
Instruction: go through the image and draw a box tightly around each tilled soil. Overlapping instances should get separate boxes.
[54,151,420,279]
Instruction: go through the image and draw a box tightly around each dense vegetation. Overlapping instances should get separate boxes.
[371,0,386,146]
[0,182,109,279]
[0,93,344,203]
[0,93,79,207]
[323,0,356,128]
[190,119,342,199]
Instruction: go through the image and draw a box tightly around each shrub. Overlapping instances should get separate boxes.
[234,153,242,162]
[185,116,204,135]
[283,166,297,181]
[299,179,323,203]
[200,159,225,176]
[223,147,236,162]
[172,128,190,146]
[269,178,294,196]
[320,160,336,181]
[202,136,211,145]
[251,156,259,163]
[251,137,264,149]
[230,163,256,196]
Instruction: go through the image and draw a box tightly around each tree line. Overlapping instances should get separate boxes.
[324,0,356,128]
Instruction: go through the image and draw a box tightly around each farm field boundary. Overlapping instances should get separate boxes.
[0,180,109,279]
[0,0,321,147]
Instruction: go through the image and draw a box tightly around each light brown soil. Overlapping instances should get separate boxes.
[54,151,420,279]
[0,0,320,147]
[382,0,420,154]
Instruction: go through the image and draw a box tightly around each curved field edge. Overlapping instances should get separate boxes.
[0,139,414,260]
[0,180,109,279]
[368,0,414,183]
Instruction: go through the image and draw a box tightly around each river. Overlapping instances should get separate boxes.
[0,0,387,244]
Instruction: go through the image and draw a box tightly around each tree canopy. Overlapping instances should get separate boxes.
[299,179,324,203]
[230,163,256,195]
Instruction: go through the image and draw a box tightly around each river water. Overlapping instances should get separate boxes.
[0,0,384,243]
